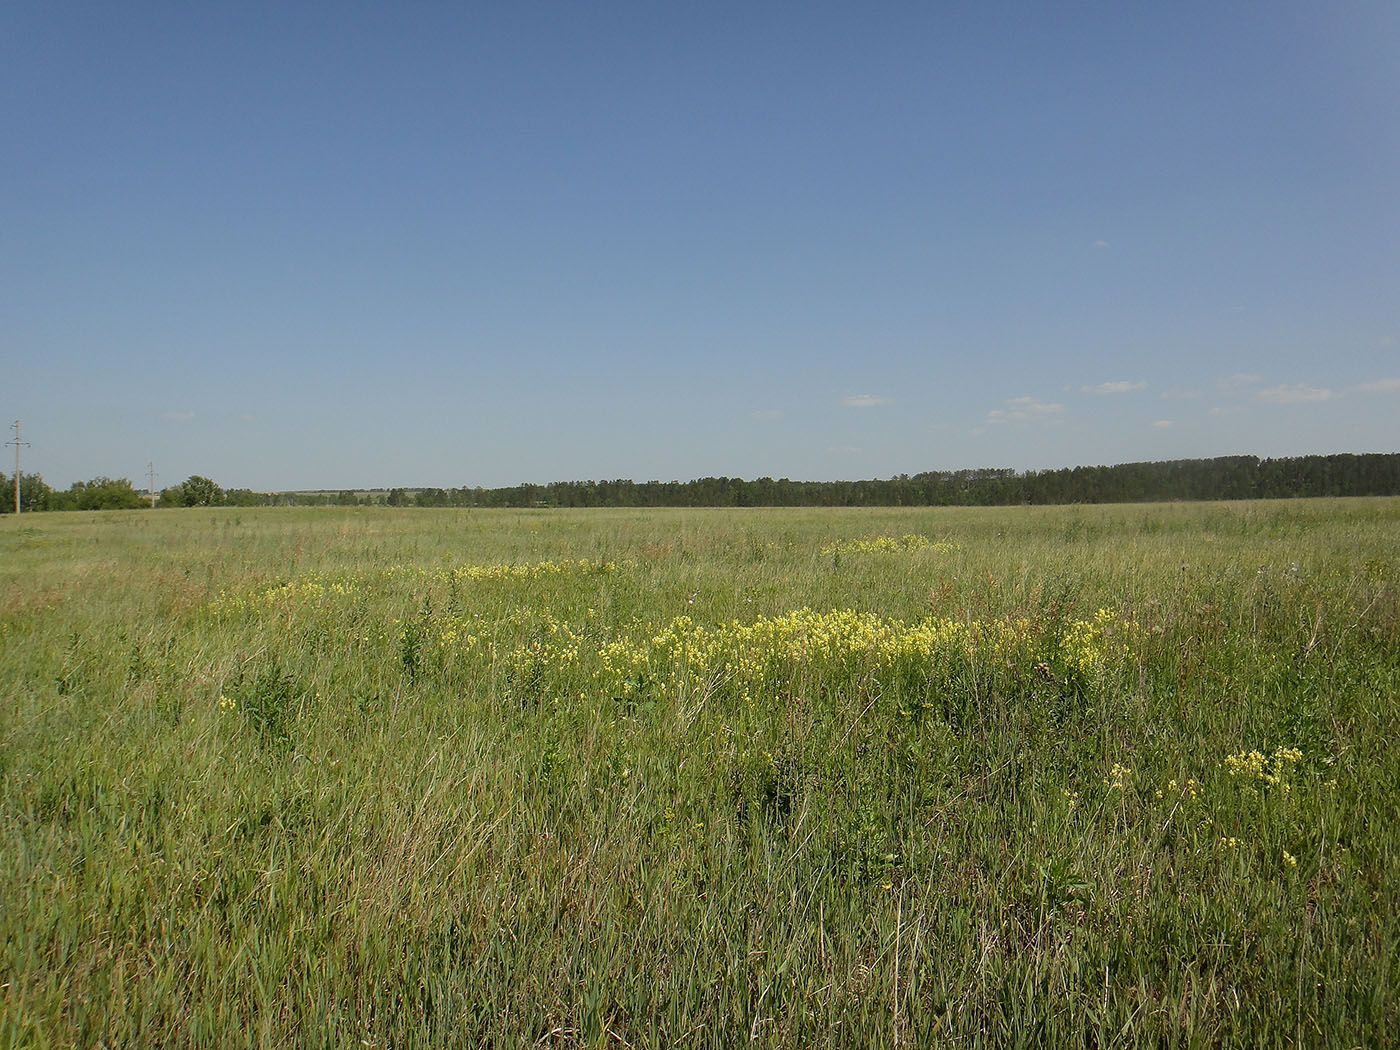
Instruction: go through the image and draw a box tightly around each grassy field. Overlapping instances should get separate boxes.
[2,500,1398,1048]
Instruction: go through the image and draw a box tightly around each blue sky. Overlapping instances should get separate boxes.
[5,1,1397,490]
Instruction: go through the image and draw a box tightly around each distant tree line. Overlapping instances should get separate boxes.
[0,474,277,512]
[399,454,1400,508]
[0,474,154,511]
[0,473,394,511]
[3,453,1399,513]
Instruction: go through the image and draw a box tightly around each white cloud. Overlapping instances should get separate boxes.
[1151,419,1173,429]
[985,396,1064,425]
[1256,383,1337,404]
[1081,379,1147,395]
[1092,240,1109,249]
[841,394,892,408]
[1351,377,1400,394]
[161,410,196,422]
[1217,373,1264,391]
[750,409,784,420]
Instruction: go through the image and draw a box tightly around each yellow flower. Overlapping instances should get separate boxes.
[1104,763,1132,789]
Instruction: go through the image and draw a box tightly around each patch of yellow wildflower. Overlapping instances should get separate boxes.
[438,558,619,584]
[1224,746,1304,793]
[820,535,960,557]
[209,558,622,617]
[488,606,1130,706]
[206,565,1133,705]
[209,573,360,617]
[1060,608,1130,670]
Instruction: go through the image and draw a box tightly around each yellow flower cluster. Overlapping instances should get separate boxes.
[1104,762,1133,790]
[209,575,359,615]
[441,558,618,584]
[1224,746,1304,791]
[423,620,480,651]
[820,535,960,556]
[1060,608,1128,670]
[209,558,621,616]
[488,606,1127,705]
[1155,777,1202,801]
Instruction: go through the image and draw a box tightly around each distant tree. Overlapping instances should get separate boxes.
[187,475,224,506]
[0,472,53,513]
[61,477,147,510]
[387,488,409,507]
[160,475,225,507]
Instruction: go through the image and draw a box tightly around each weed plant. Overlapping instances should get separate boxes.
[2,500,1398,1047]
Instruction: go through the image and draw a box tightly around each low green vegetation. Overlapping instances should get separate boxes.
[2,500,1398,1047]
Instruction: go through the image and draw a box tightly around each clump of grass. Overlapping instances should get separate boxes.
[221,659,302,744]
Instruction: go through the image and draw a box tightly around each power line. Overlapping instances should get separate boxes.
[6,420,31,514]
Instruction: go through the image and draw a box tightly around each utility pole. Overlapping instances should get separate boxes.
[147,462,158,508]
[7,420,31,514]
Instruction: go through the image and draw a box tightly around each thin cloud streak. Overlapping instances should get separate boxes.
[1081,380,1147,395]
[1256,384,1337,404]
[1217,373,1265,391]
[986,396,1064,425]
[1352,377,1400,394]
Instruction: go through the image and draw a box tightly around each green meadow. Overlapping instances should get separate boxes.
[2,500,1398,1048]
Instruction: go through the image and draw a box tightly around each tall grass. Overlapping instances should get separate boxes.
[2,500,1398,1047]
